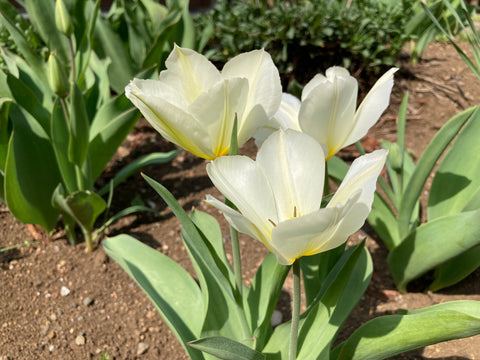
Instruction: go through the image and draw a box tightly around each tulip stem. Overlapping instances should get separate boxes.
[324,161,330,196]
[289,260,301,360]
[230,224,243,296]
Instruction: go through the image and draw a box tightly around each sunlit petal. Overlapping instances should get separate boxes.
[257,130,325,221]
[343,68,398,147]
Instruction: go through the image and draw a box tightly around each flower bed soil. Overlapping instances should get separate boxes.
[2,42,480,359]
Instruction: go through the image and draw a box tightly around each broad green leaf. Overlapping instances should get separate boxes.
[398,106,477,238]
[6,74,51,134]
[326,155,348,184]
[88,94,141,179]
[188,336,266,360]
[246,253,289,350]
[68,83,90,167]
[103,234,205,360]
[52,186,106,233]
[25,0,69,64]
[51,99,78,193]
[5,105,60,231]
[94,15,136,94]
[82,53,111,119]
[388,208,480,293]
[333,301,480,360]
[97,150,180,196]
[300,245,345,307]
[0,102,11,200]
[429,245,480,292]
[297,244,372,360]
[428,106,480,219]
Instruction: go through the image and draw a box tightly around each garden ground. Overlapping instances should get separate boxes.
[1,42,480,359]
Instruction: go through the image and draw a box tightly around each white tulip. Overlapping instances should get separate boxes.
[206,129,387,265]
[126,45,282,160]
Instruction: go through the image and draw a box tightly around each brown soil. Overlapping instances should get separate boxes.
[2,42,480,359]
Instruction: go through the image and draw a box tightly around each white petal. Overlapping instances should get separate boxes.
[161,45,221,103]
[189,77,249,157]
[328,149,388,209]
[125,79,210,158]
[222,49,282,119]
[343,68,398,147]
[256,129,325,221]
[299,72,357,157]
[271,207,340,265]
[206,156,277,231]
[274,93,302,131]
[301,73,327,101]
[205,195,273,251]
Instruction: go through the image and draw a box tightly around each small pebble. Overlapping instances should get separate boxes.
[137,342,149,355]
[83,297,94,307]
[49,345,54,352]
[270,309,283,327]
[71,303,78,308]
[60,286,70,297]
[75,335,85,346]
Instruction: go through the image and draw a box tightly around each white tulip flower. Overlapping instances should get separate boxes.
[206,129,387,265]
[126,45,282,160]
[255,67,397,159]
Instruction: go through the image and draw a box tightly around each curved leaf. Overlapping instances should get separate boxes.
[388,208,480,293]
[103,234,205,360]
[188,336,265,360]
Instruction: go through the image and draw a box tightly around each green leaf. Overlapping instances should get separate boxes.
[88,94,141,180]
[25,0,70,64]
[52,185,106,233]
[51,98,78,193]
[188,336,266,360]
[367,193,400,250]
[388,208,480,293]
[97,150,180,196]
[398,106,477,238]
[326,155,348,184]
[68,83,90,167]
[429,245,480,292]
[102,234,205,360]
[246,253,289,350]
[428,105,480,219]
[4,105,61,231]
[333,301,480,360]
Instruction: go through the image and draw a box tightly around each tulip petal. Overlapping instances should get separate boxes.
[125,79,210,158]
[222,49,282,120]
[343,68,398,147]
[299,68,358,157]
[161,45,221,104]
[257,129,325,221]
[271,207,341,265]
[329,149,388,210]
[189,77,249,158]
[206,155,277,233]
[205,195,275,254]
[275,93,302,131]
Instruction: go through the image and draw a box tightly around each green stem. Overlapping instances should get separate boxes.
[324,160,330,196]
[230,224,243,296]
[82,226,93,253]
[289,260,301,360]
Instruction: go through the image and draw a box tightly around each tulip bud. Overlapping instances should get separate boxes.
[48,52,70,97]
[55,0,73,37]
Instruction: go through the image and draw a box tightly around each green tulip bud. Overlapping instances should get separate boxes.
[55,0,73,37]
[48,52,70,97]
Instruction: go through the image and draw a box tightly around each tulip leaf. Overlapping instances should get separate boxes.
[429,245,480,292]
[246,253,289,350]
[188,336,266,360]
[388,208,480,293]
[326,155,348,184]
[186,210,247,341]
[102,234,205,360]
[428,106,480,219]
[97,150,180,196]
[398,105,478,238]
[52,186,106,233]
[51,99,78,193]
[88,94,141,179]
[4,104,60,231]
[25,0,69,65]
[367,193,400,250]
[332,301,480,360]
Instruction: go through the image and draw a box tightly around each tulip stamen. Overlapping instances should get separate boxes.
[268,219,277,227]
[293,206,297,218]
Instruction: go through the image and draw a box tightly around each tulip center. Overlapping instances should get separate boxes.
[268,206,298,227]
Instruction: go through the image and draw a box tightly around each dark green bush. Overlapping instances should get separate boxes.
[195,0,418,87]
